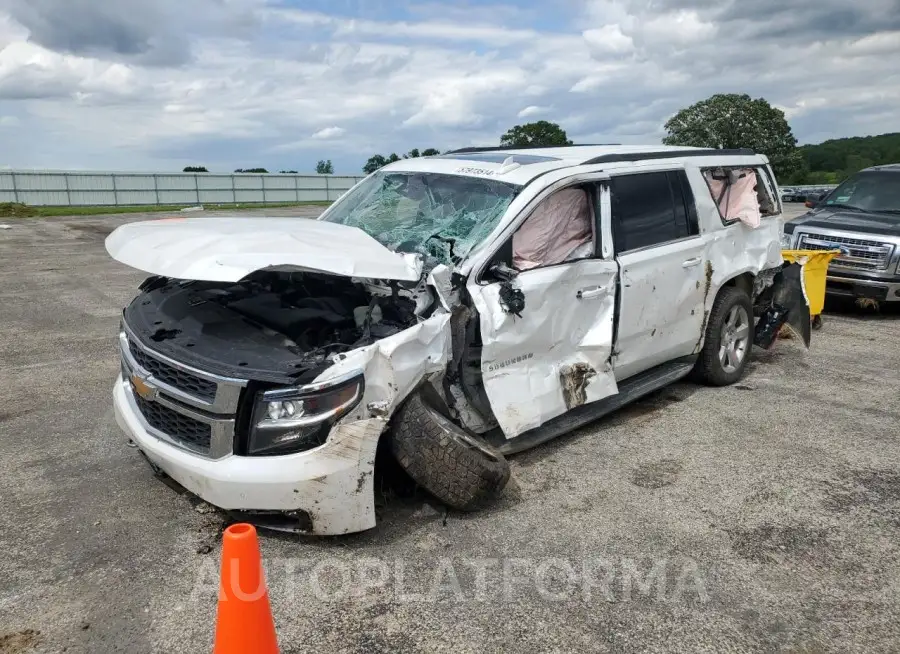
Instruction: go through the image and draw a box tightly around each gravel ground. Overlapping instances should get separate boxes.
[1,205,898,653]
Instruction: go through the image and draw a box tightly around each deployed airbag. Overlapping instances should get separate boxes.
[704,169,762,228]
[513,189,594,270]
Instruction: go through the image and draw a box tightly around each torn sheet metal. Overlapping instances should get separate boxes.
[105,216,423,283]
[754,263,811,349]
[426,264,459,312]
[314,313,452,418]
[703,217,783,299]
[469,260,619,438]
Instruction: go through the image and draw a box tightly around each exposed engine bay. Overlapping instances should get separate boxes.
[123,271,426,384]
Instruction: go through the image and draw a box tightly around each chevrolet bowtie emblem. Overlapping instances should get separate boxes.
[131,373,158,401]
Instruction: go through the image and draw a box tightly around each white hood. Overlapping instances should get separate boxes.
[105,216,423,282]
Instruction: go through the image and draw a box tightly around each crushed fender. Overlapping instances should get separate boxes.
[754,262,811,348]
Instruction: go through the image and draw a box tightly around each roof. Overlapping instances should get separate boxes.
[380,145,766,185]
[865,163,900,172]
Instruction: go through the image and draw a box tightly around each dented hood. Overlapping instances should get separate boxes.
[105,216,423,282]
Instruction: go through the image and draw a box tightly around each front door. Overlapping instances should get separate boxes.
[467,183,619,439]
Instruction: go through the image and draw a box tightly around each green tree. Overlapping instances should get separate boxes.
[183,166,208,172]
[316,159,334,174]
[500,120,573,147]
[363,148,443,173]
[279,169,298,174]
[363,154,387,175]
[234,168,269,173]
[362,154,388,174]
[663,93,801,180]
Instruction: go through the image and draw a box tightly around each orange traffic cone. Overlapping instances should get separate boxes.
[213,523,279,654]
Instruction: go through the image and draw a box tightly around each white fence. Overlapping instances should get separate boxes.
[0,171,365,206]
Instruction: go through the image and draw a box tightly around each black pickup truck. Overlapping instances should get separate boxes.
[784,164,900,303]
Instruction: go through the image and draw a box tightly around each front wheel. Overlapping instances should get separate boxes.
[693,286,753,386]
[389,391,511,511]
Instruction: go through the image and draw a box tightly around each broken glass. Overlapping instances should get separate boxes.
[322,171,519,271]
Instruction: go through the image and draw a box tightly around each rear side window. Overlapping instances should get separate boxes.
[611,171,698,252]
[703,166,778,224]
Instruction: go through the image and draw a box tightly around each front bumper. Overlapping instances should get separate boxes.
[113,375,384,535]
[826,273,900,302]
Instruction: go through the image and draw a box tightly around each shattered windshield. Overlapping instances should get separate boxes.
[321,171,520,268]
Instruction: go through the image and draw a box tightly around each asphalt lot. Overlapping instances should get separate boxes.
[1,204,899,653]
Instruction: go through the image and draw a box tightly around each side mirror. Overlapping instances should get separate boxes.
[805,198,818,209]
[489,262,518,282]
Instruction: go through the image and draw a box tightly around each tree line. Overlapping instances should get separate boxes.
[360,96,894,185]
[181,160,335,174]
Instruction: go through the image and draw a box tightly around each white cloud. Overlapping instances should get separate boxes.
[583,25,633,55]
[0,0,896,172]
[517,105,550,118]
[311,126,346,139]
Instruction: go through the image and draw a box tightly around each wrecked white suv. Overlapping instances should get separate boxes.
[107,145,809,535]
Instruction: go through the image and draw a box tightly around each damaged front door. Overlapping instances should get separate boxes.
[468,183,619,439]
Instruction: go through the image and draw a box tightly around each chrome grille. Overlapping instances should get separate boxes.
[128,341,217,402]
[134,394,212,454]
[120,324,246,459]
[797,232,893,270]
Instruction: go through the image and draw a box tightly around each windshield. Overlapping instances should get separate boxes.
[321,171,519,268]
[822,171,900,215]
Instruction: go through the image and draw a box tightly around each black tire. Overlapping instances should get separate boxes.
[693,286,754,386]
[389,391,511,511]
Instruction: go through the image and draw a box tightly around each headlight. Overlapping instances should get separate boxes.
[248,371,364,456]
[780,232,793,248]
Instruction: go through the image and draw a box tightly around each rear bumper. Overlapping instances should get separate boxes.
[826,274,900,302]
[113,375,383,535]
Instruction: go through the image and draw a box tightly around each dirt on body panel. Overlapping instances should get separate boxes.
[559,363,597,410]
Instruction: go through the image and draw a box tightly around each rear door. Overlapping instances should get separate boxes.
[468,179,619,439]
[611,170,708,380]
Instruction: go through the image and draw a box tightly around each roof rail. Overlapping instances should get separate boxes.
[447,144,621,154]
[581,148,756,165]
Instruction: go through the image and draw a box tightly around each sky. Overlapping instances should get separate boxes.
[0,0,898,174]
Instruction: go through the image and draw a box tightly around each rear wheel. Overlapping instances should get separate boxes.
[693,286,753,386]
[390,391,511,511]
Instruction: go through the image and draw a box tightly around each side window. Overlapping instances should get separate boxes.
[669,170,700,238]
[703,166,778,225]
[611,172,693,253]
[510,185,596,271]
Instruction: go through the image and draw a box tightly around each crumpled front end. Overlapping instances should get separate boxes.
[114,375,384,535]
[113,270,452,536]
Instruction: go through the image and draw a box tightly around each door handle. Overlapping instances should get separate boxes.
[682,257,702,268]
[576,287,606,300]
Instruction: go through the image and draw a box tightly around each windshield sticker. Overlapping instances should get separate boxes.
[835,196,851,203]
[454,166,497,176]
